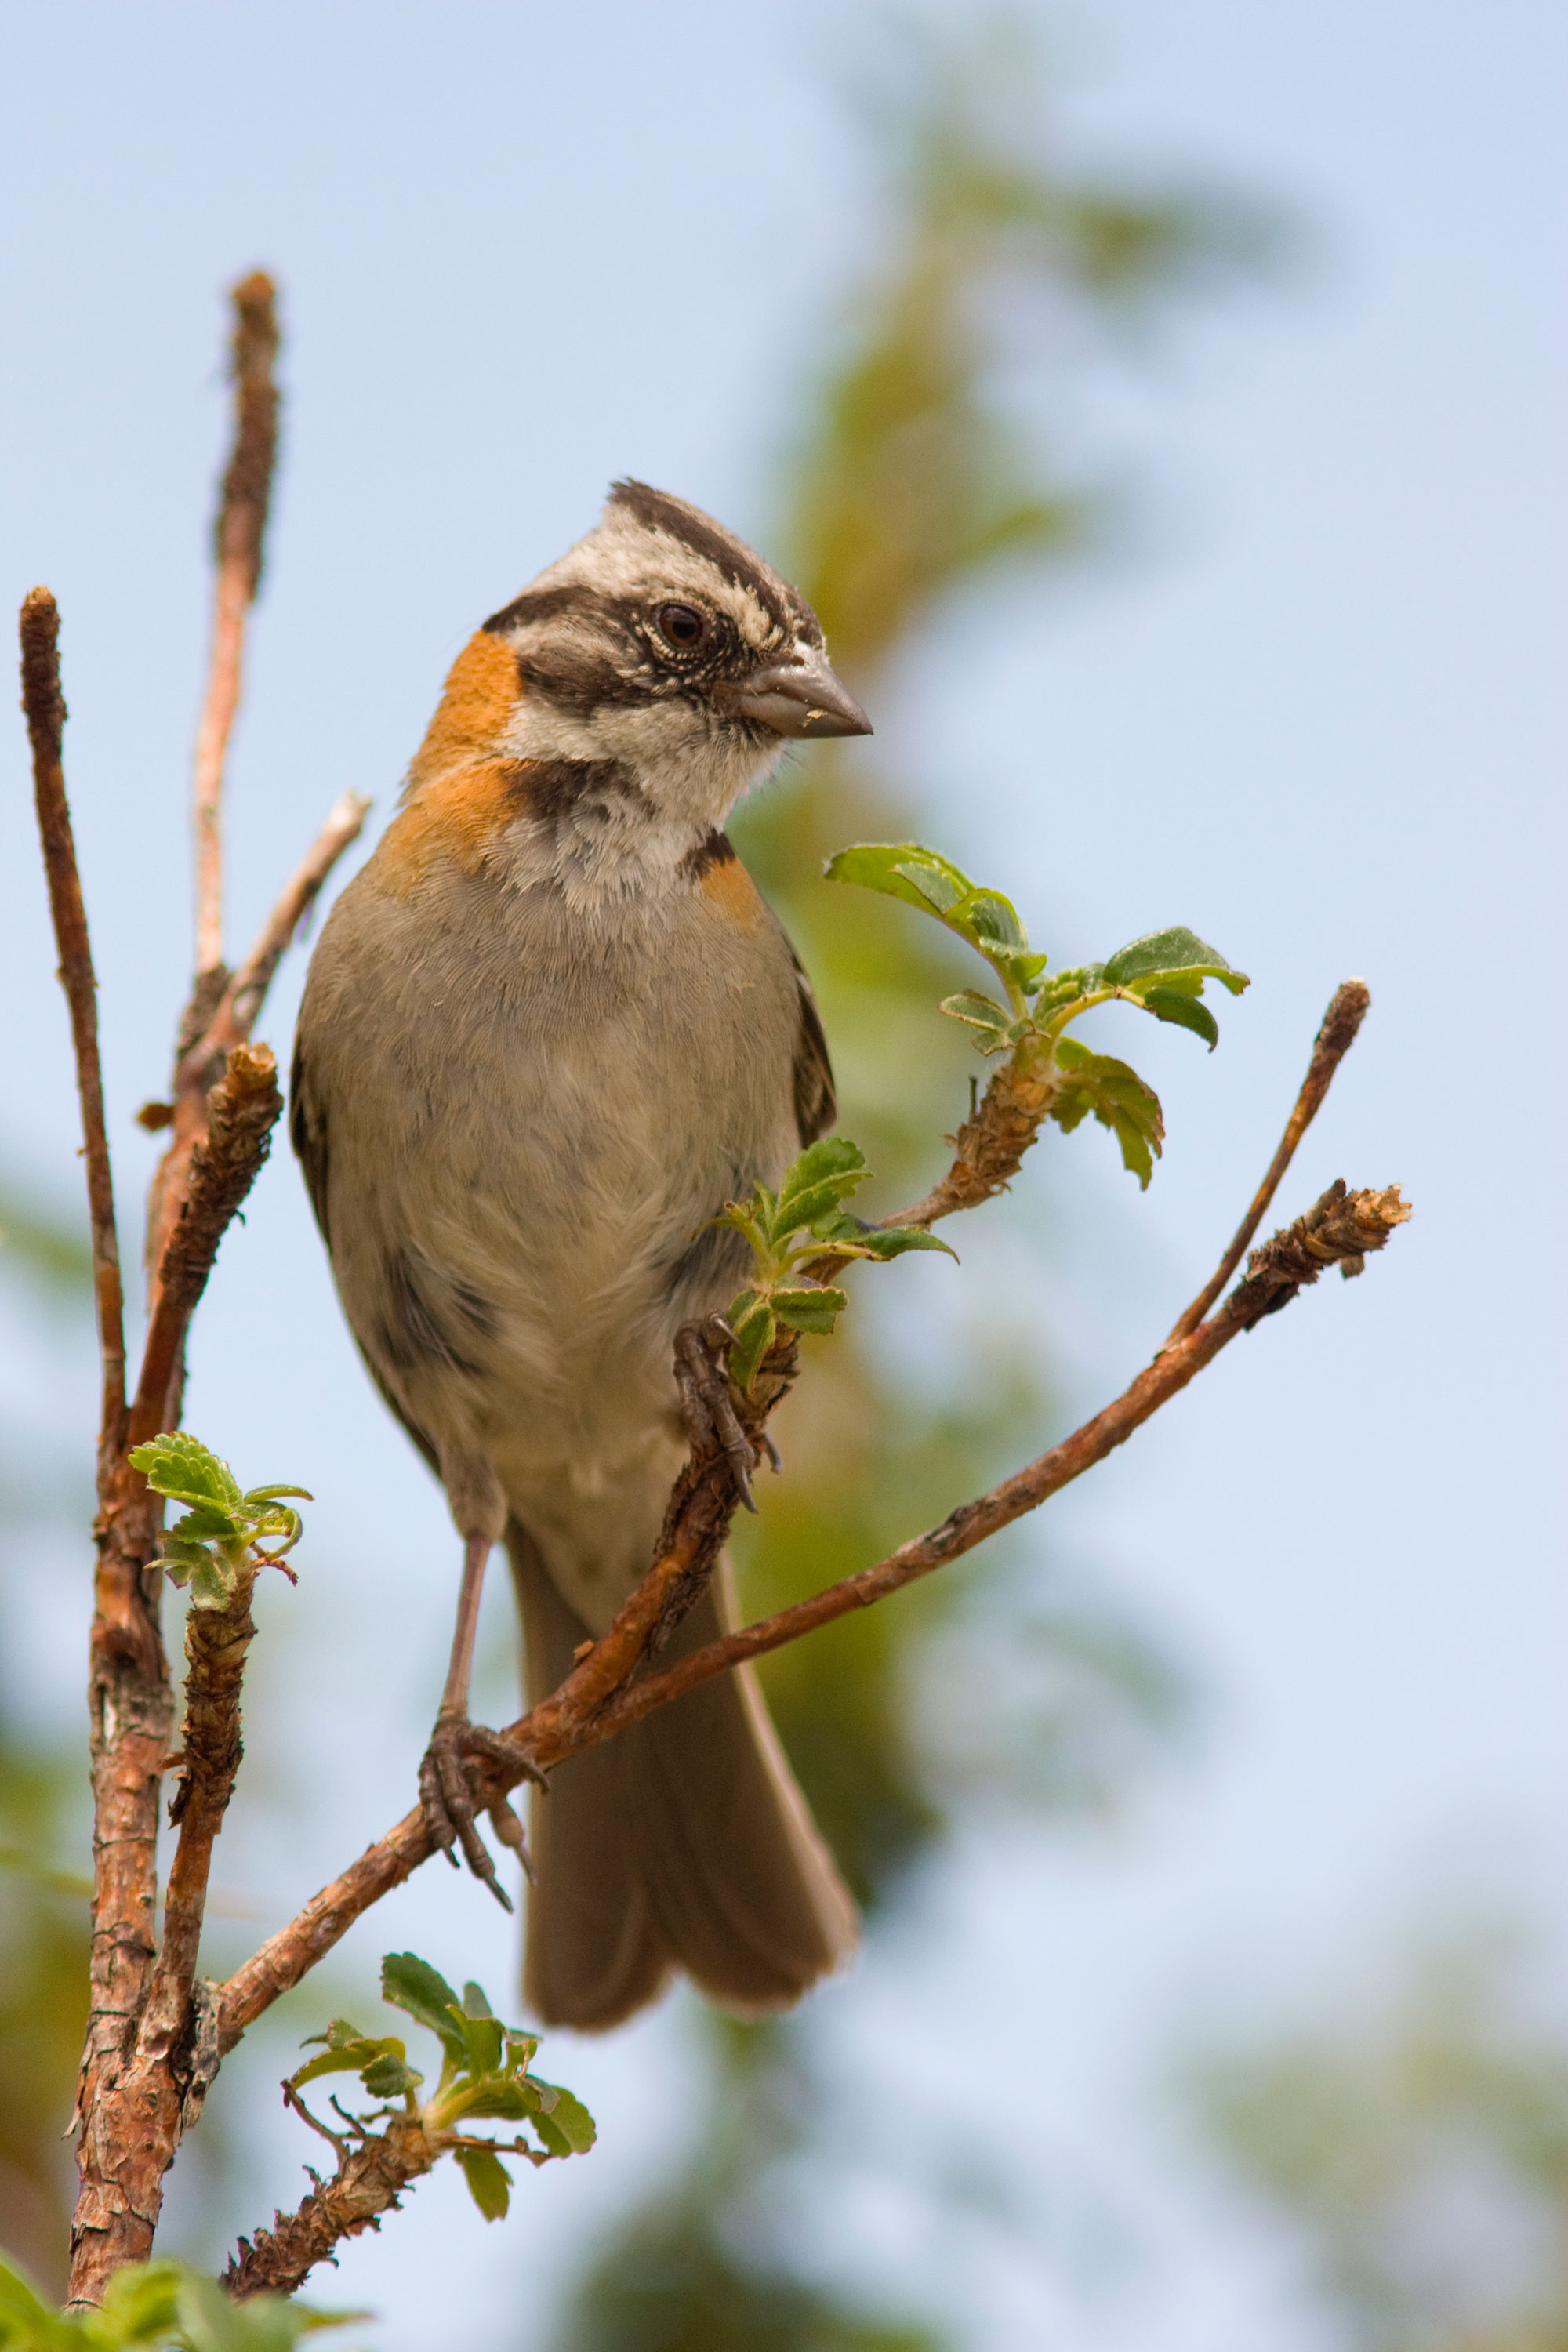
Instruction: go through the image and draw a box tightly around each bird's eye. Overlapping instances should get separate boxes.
[655,602,707,652]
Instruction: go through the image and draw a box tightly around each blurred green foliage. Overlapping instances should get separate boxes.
[549,18,1271,2350]
[1192,1929,1568,2352]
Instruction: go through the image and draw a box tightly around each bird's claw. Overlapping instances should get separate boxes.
[418,1711,543,1909]
[673,1316,770,1511]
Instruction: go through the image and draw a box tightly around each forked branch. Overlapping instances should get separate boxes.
[213,983,1410,2051]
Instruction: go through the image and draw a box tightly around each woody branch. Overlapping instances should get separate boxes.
[213,985,1408,2056]
[21,283,369,2307]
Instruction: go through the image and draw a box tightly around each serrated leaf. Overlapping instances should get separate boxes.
[726,1298,776,1390]
[532,2081,595,2153]
[289,2034,408,2091]
[844,1226,956,1261]
[771,1139,868,1240]
[458,2009,504,2077]
[1141,987,1220,1049]
[299,2018,368,2051]
[168,1501,243,1543]
[187,1555,235,1612]
[938,990,1012,1033]
[457,2147,511,2223]
[824,842,974,916]
[771,1284,848,1334]
[1101,927,1248,995]
[360,2053,423,2099]
[1050,1039,1166,1191]
[774,1178,868,1241]
[890,859,965,912]
[962,889,1025,949]
[381,1951,466,2060]
[128,1433,243,1515]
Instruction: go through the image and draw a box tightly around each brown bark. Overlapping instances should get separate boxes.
[223,2114,438,2301]
[886,1058,1057,1229]
[193,273,280,978]
[19,590,128,1483]
[212,1175,1409,2056]
[1164,978,1372,1343]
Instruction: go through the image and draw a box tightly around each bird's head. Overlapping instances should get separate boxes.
[481,480,870,833]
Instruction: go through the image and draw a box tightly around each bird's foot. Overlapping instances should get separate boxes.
[673,1316,777,1512]
[418,1710,545,1910]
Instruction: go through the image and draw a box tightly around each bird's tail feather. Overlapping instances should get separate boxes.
[506,1519,858,2031]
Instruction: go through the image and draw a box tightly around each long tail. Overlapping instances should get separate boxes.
[506,1520,858,2031]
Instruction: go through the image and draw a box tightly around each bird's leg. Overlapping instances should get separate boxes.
[673,1315,768,1511]
[419,1532,544,1910]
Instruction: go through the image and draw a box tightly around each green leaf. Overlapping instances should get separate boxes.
[381,1951,466,2060]
[1139,986,1220,1048]
[0,2254,71,2347]
[824,841,975,916]
[770,1138,869,1242]
[241,1485,313,1505]
[457,2147,512,2223]
[844,1226,956,1261]
[1050,1039,1166,1190]
[359,2053,422,2099]
[167,1502,243,1544]
[1101,927,1249,995]
[289,2032,410,2091]
[187,1556,235,1612]
[128,1433,243,1515]
[531,2081,596,2154]
[962,888,1025,949]
[725,1297,775,1390]
[771,1284,848,1335]
[457,2008,504,2078]
[938,989,1013,1035]
[95,2259,186,2346]
[451,2079,536,2123]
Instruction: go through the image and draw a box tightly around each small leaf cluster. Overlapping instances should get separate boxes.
[826,843,1249,1188]
[128,1433,310,1610]
[290,1953,595,2223]
[0,2255,352,2351]
[711,1138,953,1388]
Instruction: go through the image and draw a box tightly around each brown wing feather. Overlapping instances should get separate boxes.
[789,948,836,1147]
[289,1038,331,1246]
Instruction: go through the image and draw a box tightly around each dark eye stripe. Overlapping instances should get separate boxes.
[608,478,822,644]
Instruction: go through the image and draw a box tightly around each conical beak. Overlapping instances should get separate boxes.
[724,648,873,739]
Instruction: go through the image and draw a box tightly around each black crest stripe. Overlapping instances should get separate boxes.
[608,479,808,639]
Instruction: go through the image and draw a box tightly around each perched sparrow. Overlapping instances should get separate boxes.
[292,481,869,2028]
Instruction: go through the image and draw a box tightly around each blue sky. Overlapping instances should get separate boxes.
[2,5,1564,2345]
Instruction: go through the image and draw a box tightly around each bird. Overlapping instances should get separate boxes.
[290,480,871,2029]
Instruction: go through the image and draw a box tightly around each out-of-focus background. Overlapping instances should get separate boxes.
[2,5,1564,2347]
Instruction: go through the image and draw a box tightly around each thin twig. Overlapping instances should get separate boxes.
[19,590,128,1484]
[213,1172,1409,2053]
[143,794,367,1304]
[189,792,372,1077]
[1163,979,1371,1347]
[586,1183,1410,1736]
[192,272,280,977]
